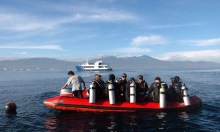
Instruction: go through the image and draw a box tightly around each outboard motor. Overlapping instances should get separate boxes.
[160,83,166,108]
[5,102,17,114]
[89,81,96,103]
[130,81,136,103]
[108,81,115,104]
[181,83,190,106]
[60,88,73,97]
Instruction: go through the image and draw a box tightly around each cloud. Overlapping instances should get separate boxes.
[43,2,137,21]
[156,50,220,63]
[131,35,167,46]
[0,7,137,31]
[0,44,63,50]
[0,12,56,31]
[15,52,28,55]
[180,38,220,46]
[146,23,203,29]
[113,34,167,54]
[114,47,151,53]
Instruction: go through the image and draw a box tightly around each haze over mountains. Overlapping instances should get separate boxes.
[0,55,220,71]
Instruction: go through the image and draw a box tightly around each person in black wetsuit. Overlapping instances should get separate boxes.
[92,74,106,100]
[125,77,136,102]
[125,77,146,102]
[168,76,183,102]
[105,74,120,102]
[116,73,128,101]
[136,75,149,102]
[148,76,168,102]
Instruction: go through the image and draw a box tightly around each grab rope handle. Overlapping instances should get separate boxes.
[55,96,65,106]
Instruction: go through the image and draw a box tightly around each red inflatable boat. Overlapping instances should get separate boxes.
[44,90,202,112]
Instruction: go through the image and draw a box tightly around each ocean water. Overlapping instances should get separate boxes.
[0,69,220,131]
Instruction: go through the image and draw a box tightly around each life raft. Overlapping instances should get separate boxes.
[44,90,202,112]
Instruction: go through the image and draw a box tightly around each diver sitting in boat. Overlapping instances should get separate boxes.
[116,73,128,101]
[125,77,141,102]
[148,76,168,102]
[136,75,149,102]
[168,76,184,102]
[91,74,106,100]
[105,74,121,102]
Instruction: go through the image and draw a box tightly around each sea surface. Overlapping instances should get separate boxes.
[0,69,220,131]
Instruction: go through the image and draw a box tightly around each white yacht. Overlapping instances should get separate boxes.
[75,60,112,71]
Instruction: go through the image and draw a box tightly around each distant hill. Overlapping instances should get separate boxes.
[91,55,220,69]
[0,58,78,71]
[0,56,220,71]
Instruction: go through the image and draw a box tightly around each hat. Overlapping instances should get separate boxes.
[138,75,143,80]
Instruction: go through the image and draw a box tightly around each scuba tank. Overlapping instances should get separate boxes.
[89,81,96,103]
[181,83,190,106]
[130,81,136,103]
[108,81,115,104]
[160,83,166,108]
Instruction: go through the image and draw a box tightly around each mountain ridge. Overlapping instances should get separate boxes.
[0,56,220,71]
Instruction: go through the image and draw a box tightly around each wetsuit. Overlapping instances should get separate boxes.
[93,80,106,100]
[137,80,149,102]
[168,82,183,102]
[149,82,168,102]
[116,78,127,101]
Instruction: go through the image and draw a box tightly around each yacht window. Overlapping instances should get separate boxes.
[85,66,94,68]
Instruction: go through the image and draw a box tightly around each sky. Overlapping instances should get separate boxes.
[0,0,220,63]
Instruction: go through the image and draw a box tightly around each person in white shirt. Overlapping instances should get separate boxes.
[60,71,86,97]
